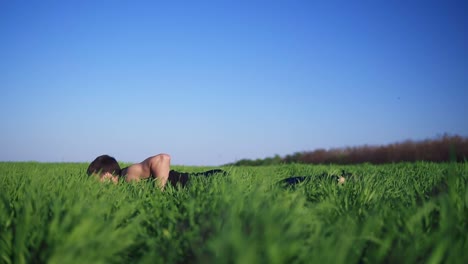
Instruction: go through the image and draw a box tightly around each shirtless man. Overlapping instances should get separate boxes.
[87,154,224,189]
[87,154,171,188]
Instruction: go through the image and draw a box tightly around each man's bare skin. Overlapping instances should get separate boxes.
[121,154,171,188]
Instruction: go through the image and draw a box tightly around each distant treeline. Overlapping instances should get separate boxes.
[228,134,468,166]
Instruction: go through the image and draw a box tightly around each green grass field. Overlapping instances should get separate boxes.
[0,162,467,264]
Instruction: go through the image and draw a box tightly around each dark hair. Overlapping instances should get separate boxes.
[87,155,121,177]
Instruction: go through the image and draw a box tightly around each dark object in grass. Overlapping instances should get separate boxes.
[168,169,227,188]
[280,176,310,185]
[280,170,353,187]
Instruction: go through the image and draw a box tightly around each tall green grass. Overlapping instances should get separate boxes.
[0,162,467,263]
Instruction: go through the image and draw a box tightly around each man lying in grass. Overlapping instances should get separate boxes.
[87,154,347,189]
[87,154,224,189]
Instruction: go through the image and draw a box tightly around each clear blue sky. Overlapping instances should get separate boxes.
[1,0,467,166]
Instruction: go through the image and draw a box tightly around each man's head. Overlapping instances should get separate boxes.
[87,155,121,183]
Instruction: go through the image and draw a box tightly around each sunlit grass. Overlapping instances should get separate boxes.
[0,162,467,263]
